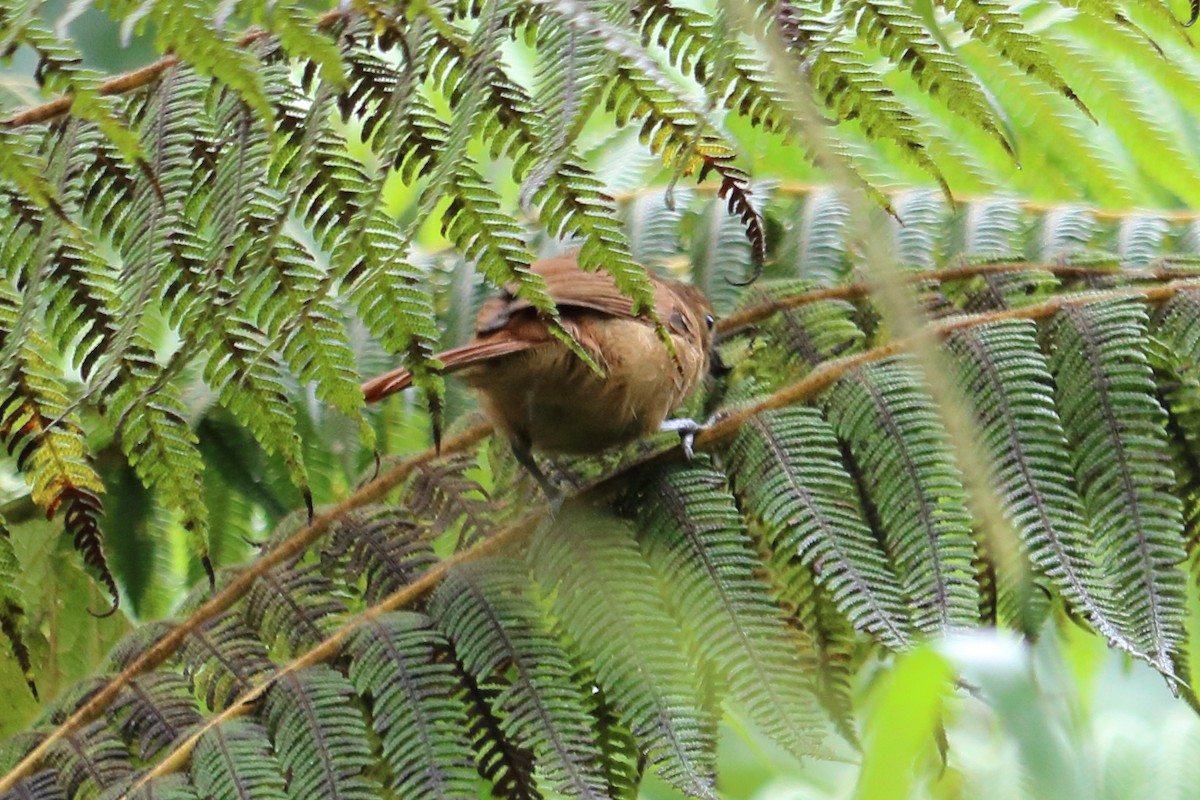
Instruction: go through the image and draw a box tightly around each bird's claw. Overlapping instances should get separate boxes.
[659,417,703,460]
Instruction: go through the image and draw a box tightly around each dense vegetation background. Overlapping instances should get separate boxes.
[4,0,1200,798]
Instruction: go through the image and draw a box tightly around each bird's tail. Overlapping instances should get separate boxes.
[361,338,534,402]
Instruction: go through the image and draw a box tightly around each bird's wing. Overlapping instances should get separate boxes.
[476,254,645,334]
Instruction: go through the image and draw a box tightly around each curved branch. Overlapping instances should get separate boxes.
[715,261,1200,338]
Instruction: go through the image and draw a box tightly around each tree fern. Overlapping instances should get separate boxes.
[430,558,611,798]
[346,612,480,800]
[7,0,1200,794]
[528,508,717,798]
[824,358,980,632]
[1048,299,1189,682]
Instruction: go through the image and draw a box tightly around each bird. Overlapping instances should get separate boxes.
[361,253,715,496]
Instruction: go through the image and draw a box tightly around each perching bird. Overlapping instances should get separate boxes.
[361,254,715,495]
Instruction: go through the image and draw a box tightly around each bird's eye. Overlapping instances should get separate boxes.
[704,314,715,330]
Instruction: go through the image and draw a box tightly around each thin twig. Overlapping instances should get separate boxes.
[715,261,1200,336]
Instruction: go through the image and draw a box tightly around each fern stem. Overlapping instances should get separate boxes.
[702,277,1200,447]
[716,261,1200,336]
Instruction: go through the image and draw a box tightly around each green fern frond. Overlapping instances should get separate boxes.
[261,664,382,800]
[1149,290,1200,564]
[0,130,66,220]
[522,16,615,203]
[124,773,204,800]
[825,358,980,632]
[629,463,827,759]
[190,719,289,800]
[936,0,1094,120]
[431,558,611,799]
[689,196,754,314]
[325,508,438,606]
[1049,299,1189,681]
[347,611,480,800]
[240,0,346,88]
[244,563,347,656]
[178,611,274,711]
[891,189,948,269]
[0,516,34,703]
[528,507,717,799]
[727,407,911,649]
[110,339,210,576]
[946,321,1136,653]
[111,673,202,761]
[850,0,1013,158]
[773,556,862,746]
[46,718,133,799]
[103,0,274,124]
[202,314,310,512]
[622,186,690,268]
[0,282,115,607]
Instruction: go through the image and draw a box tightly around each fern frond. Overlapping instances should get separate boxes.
[528,507,717,799]
[726,408,911,649]
[1049,299,1189,681]
[190,719,288,800]
[1149,290,1200,563]
[774,560,861,747]
[110,674,202,761]
[124,773,203,800]
[935,0,1094,120]
[0,516,34,703]
[261,664,382,800]
[850,0,1013,158]
[0,281,115,608]
[947,321,1135,652]
[178,612,274,711]
[689,196,753,314]
[629,463,826,759]
[108,0,273,124]
[45,719,133,800]
[109,339,210,576]
[431,558,610,798]
[347,612,479,800]
[244,563,347,656]
[325,507,438,606]
[202,314,310,510]
[824,358,980,632]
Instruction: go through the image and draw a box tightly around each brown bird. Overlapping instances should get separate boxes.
[361,254,714,495]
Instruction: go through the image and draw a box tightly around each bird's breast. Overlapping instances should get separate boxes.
[462,316,702,454]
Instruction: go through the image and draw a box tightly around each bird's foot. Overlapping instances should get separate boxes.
[659,417,704,460]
